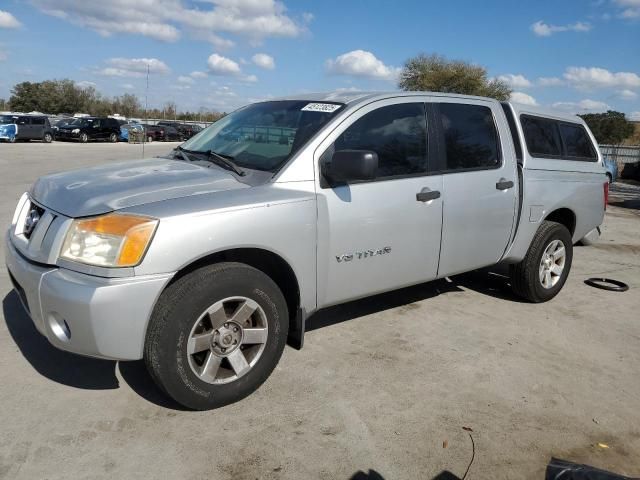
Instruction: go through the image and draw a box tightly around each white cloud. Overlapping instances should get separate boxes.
[614,0,640,18]
[0,10,21,28]
[252,53,275,70]
[242,74,258,83]
[207,53,241,76]
[552,99,610,112]
[628,111,640,121]
[121,83,135,90]
[96,57,170,77]
[302,12,314,23]
[531,20,591,36]
[177,75,195,84]
[190,71,207,79]
[29,0,304,44]
[537,77,565,87]
[326,50,400,82]
[75,80,96,89]
[618,89,638,99]
[563,66,640,89]
[510,92,538,105]
[498,74,532,89]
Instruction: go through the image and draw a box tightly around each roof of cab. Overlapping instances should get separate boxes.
[270,90,502,107]
[270,91,587,124]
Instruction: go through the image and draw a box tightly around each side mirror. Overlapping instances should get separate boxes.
[325,150,378,184]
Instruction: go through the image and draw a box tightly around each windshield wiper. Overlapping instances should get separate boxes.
[203,150,246,176]
[174,145,192,162]
[174,146,245,176]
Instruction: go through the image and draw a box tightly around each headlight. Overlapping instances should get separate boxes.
[72,128,80,134]
[60,214,158,267]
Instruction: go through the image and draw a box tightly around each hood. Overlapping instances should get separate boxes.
[30,158,249,217]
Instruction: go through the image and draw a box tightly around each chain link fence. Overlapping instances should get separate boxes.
[600,144,640,180]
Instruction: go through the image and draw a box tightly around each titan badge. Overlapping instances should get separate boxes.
[336,247,391,263]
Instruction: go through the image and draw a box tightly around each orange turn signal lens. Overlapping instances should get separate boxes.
[60,214,158,267]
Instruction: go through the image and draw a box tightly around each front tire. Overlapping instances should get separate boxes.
[510,220,573,303]
[79,132,88,143]
[43,132,53,143]
[109,133,118,143]
[144,262,289,410]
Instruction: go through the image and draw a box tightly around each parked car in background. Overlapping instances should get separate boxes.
[163,125,183,141]
[0,115,18,142]
[157,121,202,140]
[55,117,121,143]
[141,124,164,142]
[603,157,617,183]
[51,117,73,138]
[0,114,54,143]
[119,123,144,142]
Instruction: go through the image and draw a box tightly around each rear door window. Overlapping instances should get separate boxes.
[559,123,596,160]
[521,116,562,157]
[438,103,500,171]
[32,117,45,125]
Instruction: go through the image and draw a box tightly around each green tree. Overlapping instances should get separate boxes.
[398,53,512,101]
[579,111,635,145]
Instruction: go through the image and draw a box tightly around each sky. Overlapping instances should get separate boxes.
[0,0,639,118]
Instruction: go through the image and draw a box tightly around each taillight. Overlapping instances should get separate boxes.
[603,181,609,210]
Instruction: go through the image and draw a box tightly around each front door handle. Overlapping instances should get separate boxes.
[496,178,514,190]
[416,188,441,202]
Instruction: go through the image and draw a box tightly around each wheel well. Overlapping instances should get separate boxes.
[545,208,576,236]
[169,248,300,325]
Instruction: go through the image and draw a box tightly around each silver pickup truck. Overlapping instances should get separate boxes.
[5,92,607,409]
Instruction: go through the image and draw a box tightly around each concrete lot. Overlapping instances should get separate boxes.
[0,142,639,479]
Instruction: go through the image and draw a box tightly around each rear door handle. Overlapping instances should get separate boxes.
[496,179,514,190]
[416,188,441,202]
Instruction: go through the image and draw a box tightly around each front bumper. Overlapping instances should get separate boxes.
[5,233,173,360]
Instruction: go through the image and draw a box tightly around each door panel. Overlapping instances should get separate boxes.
[315,98,443,308]
[435,101,518,277]
[317,176,443,307]
[438,169,516,276]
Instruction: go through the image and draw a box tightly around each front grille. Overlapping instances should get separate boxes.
[8,271,30,313]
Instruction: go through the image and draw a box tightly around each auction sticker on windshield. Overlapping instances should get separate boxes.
[301,103,342,113]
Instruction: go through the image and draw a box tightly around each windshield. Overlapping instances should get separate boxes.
[180,100,344,172]
[67,118,92,127]
[0,115,18,125]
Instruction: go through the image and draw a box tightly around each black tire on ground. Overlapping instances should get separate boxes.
[79,133,88,143]
[606,172,612,184]
[109,133,118,143]
[510,220,573,303]
[147,135,153,143]
[144,262,289,410]
[43,132,53,143]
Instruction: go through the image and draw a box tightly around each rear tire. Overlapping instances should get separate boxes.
[79,133,88,143]
[606,173,612,184]
[109,133,118,143]
[43,132,53,143]
[510,220,573,303]
[144,262,289,410]
[147,135,153,143]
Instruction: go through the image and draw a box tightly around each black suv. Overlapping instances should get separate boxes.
[0,114,54,142]
[157,121,203,140]
[55,117,121,143]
